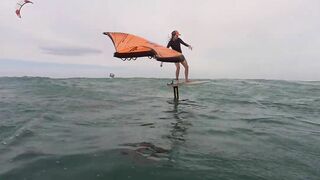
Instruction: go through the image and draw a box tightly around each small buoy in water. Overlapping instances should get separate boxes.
[109,73,115,78]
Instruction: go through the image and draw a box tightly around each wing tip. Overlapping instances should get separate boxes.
[15,10,21,18]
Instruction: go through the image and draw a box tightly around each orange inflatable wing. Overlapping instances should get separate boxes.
[103,32,184,63]
[104,32,154,59]
[150,43,185,63]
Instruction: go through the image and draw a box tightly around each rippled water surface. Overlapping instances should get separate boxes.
[0,77,319,180]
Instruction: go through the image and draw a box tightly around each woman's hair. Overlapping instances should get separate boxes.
[170,30,178,41]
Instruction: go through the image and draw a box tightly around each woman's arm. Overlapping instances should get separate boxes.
[179,38,189,47]
[179,38,192,50]
[167,40,172,48]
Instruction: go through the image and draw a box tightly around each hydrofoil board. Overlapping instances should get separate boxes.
[167,80,209,86]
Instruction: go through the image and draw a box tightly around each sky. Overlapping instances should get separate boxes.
[1,0,320,80]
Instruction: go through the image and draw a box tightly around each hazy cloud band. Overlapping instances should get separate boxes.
[40,46,102,56]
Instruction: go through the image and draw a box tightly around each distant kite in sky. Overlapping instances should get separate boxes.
[16,0,33,18]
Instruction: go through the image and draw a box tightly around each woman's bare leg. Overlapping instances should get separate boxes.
[181,60,189,82]
[175,63,180,81]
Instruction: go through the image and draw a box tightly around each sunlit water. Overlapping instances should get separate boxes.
[0,77,319,180]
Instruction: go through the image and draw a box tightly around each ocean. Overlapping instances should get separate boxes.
[0,77,319,180]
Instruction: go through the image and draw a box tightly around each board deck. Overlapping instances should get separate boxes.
[167,80,209,86]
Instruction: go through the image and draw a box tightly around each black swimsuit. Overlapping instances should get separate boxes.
[167,38,189,62]
[167,38,190,53]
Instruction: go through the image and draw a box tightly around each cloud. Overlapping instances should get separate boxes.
[40,46,102,56]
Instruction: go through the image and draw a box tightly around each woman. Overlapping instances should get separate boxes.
[167,30,193,83]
